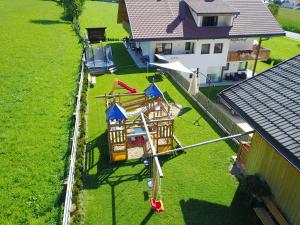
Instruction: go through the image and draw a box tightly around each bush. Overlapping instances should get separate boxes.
[268,3,279,17]
[263,58,272,65]
[63,0,85,20]
[273,58,283,65]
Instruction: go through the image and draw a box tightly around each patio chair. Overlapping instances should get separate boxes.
[240,72,247,80]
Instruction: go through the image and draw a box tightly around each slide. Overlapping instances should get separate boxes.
[117,80,137,93]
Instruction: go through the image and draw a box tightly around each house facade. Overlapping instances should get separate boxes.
[118,0,285,85]
[219,55,300,225]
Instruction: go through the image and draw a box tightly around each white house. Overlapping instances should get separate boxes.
[118,0,285,85]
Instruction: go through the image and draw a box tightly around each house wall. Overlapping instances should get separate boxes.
[246,132,300,225]
[137,37,254,84]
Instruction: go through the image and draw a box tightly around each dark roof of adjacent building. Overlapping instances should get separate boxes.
[120,0,285,41]
[219,54,300,171]
[185,0,239,15]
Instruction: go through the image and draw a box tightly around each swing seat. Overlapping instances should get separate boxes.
[150,198,164,213]
[147,178,153,189]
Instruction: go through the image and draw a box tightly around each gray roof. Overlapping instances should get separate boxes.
[121,0,285,41]
[219,55,300,171]
[185,0,239,15]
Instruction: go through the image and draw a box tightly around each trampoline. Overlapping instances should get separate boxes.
[85,45,115,74]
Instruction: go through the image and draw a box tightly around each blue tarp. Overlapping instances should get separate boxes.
[105,103,127,121]
[144,83,163,97]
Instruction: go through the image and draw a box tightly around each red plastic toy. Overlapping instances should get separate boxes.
[150,198,164,213]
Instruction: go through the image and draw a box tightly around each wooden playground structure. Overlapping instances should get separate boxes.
[97,81,177,212]
[98,81,175,162]
[96,79,253,213]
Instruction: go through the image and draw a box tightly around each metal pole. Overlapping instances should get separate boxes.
[152,131,254,157]
[252,37,262,76]
[147,62,149,74]
[141,113,164,177]
[96,92,145,98]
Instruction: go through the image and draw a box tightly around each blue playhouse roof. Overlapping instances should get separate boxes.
[105,103,127,121]
[144,83,163,97]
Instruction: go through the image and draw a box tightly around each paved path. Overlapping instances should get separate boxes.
[216,103,254,133]
[285,31,300,41]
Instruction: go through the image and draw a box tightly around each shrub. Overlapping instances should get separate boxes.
[268,3,279,17]
[263,58,272,65]
[273,58,283,65]
[62,0,86,21]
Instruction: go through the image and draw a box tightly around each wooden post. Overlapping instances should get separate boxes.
[252,37,262,76]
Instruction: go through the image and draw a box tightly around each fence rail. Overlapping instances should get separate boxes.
[168,71,252,143]
[62,55,85,225]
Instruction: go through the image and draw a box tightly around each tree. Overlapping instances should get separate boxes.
[268,3,279,17]
[62,0,85,21]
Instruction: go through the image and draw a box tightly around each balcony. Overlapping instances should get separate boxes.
[227,46,270,62]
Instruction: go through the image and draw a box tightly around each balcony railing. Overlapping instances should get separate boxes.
[227,46,270,62]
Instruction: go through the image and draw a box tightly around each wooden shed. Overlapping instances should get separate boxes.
[219,54,300,225]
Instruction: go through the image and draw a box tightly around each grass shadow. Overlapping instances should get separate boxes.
[178,107,192,116]
[146,74,164,83]
[180,183,258,225]
[85,131,150,189]
[29,19,70,25]
[108,42,155,75]
[163,91,176,104]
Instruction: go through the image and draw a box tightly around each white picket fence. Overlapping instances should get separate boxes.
[62,55,85,225]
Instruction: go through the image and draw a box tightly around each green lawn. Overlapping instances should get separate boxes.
[80,1,129,39]
[249,37,300,73]
[200,86,230,102]
[277,8,300,33]
[82,3,255,223]
[0,0,81,224]
[83,43,256,224]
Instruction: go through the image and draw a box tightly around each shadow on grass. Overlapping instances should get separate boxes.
[163,91,176,104]
[180,184,258,225]
[108,42,156,75]
[85,131,152,225]
[164,74,239,152]
[146,74,164,83]
[178,107,192,116]
[29,19,70,25]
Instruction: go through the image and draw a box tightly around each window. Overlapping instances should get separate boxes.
[201,44,210,54]
[202,16,218,27]
[238,62,248,71]
[214,43,223,54]
[185,42,195,53]
[155,43,172,55]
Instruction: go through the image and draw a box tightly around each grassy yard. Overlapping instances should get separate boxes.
[249,37,300,73]
[200,86,230,102]
[277,8,300,33]
[0,0,81,224]
[80,1,129,39]
[82,3,255,223]
[84,42,256,224]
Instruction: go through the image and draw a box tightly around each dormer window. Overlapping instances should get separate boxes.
[202,16,218,27]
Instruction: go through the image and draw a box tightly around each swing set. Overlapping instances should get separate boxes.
[97,80,253,213]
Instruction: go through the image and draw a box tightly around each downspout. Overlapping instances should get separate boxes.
[252,37,262,76]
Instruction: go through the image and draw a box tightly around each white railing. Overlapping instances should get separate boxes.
[62,55,85,225]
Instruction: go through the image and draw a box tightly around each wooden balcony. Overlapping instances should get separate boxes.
[227,46,270,62]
